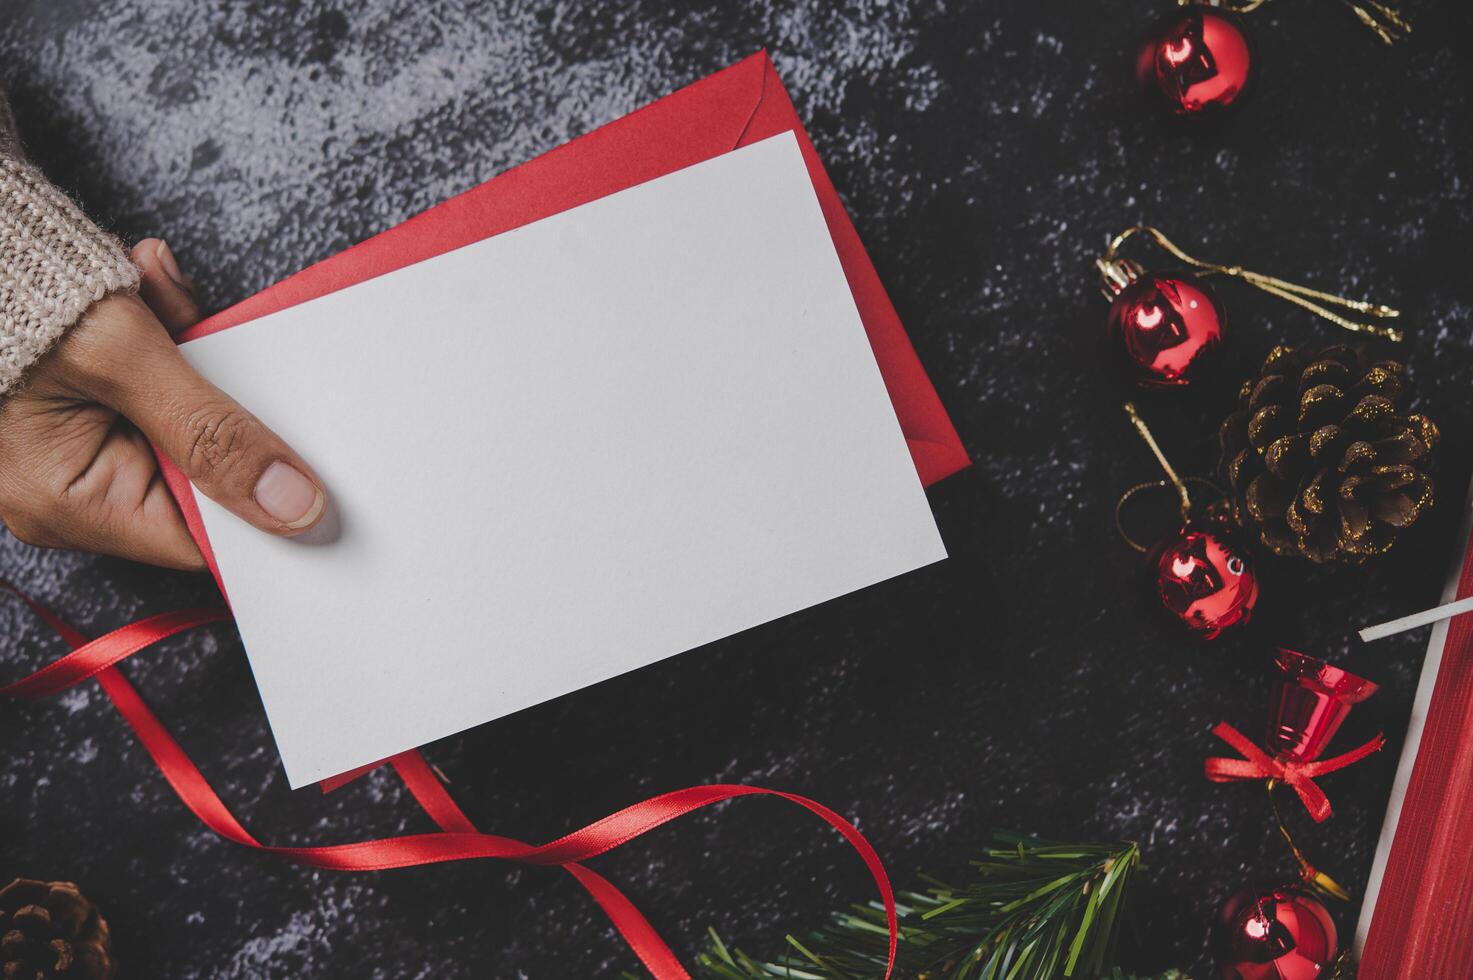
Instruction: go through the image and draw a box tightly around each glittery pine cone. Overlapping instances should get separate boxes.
[0,879,115,980]
[1219,345,1438,563]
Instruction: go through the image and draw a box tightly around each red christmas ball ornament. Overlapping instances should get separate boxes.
[1118,404,1260,638]
[1215,886,1338,980]
[1149,517,1259,639]
[1101,257,1225,387]
[1138,5,1255,115]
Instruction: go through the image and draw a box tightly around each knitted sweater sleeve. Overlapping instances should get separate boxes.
[0,88,140,398]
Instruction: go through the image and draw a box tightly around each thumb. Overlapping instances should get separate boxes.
[86,299,327,536]
[131,238,202,335]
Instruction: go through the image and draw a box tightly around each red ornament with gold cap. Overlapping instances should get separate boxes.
[1117,403,1260,639]
[1149,515,1259,638]
[1214,885,1338,980]
[1137,4,1255,115]
[1135,0,1411,118]
[1096,225,1407,390]
[1101,252,1225,387]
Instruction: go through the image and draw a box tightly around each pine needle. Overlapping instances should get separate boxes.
[692,833,1155,980]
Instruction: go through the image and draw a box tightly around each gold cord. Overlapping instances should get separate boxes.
[1102,226,1404,343]
[1116,482,1176,554]
[1328,950,1356,980]
[1178,0,1271,11]
[1116,404,1224,552]
[1339,0,1413,44]
[1115,477,1226,552]
[1123,402,1193,523]
[1177,0,1411,44]
[1266,779,1352,902]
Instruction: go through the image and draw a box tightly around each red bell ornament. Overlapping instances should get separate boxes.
[1138,5,1255,116]
[1266,649,1378,764]
[1214,886,1338,980]
[1204,651,1384,902]
[1150,518,1259,638]
[1101,255,1225,387]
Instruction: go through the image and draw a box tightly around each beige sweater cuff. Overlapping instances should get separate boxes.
[0,154,140,397]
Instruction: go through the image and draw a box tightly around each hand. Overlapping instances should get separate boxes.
[0,240,326,570]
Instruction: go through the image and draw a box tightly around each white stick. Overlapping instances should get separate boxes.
[1359,595,1473,642]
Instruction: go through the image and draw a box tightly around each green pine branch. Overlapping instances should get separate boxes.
[684,833,1149,980]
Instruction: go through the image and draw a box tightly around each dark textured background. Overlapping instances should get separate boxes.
[2,2,1471,977]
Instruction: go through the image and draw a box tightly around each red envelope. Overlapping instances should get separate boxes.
[160,51,968,592]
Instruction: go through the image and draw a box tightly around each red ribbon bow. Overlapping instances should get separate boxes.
[0,583,896,979]
[1204,720,1385,823]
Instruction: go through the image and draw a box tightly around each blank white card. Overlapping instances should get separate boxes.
[182,132,946,787]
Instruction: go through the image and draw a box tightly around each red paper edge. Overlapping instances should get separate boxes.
[156,52,969,791]
[737,55,970,487]
[1358,475,1473,979]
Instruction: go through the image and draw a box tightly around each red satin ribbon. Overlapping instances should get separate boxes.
[1204,720,1385,824]
[0,583,897,979]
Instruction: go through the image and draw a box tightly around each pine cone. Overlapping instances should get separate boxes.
[0,880,114,980]
[1219,345,1438,563]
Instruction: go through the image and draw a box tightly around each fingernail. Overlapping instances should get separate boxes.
[255,461,324,529]
[155,239,186,286]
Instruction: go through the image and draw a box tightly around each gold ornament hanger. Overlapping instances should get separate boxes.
[1267,778,1352,902]
[1115,402,1226,552]
[1181,0,1411,45]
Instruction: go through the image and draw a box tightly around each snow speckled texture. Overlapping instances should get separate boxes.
[2,1,1471,976]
